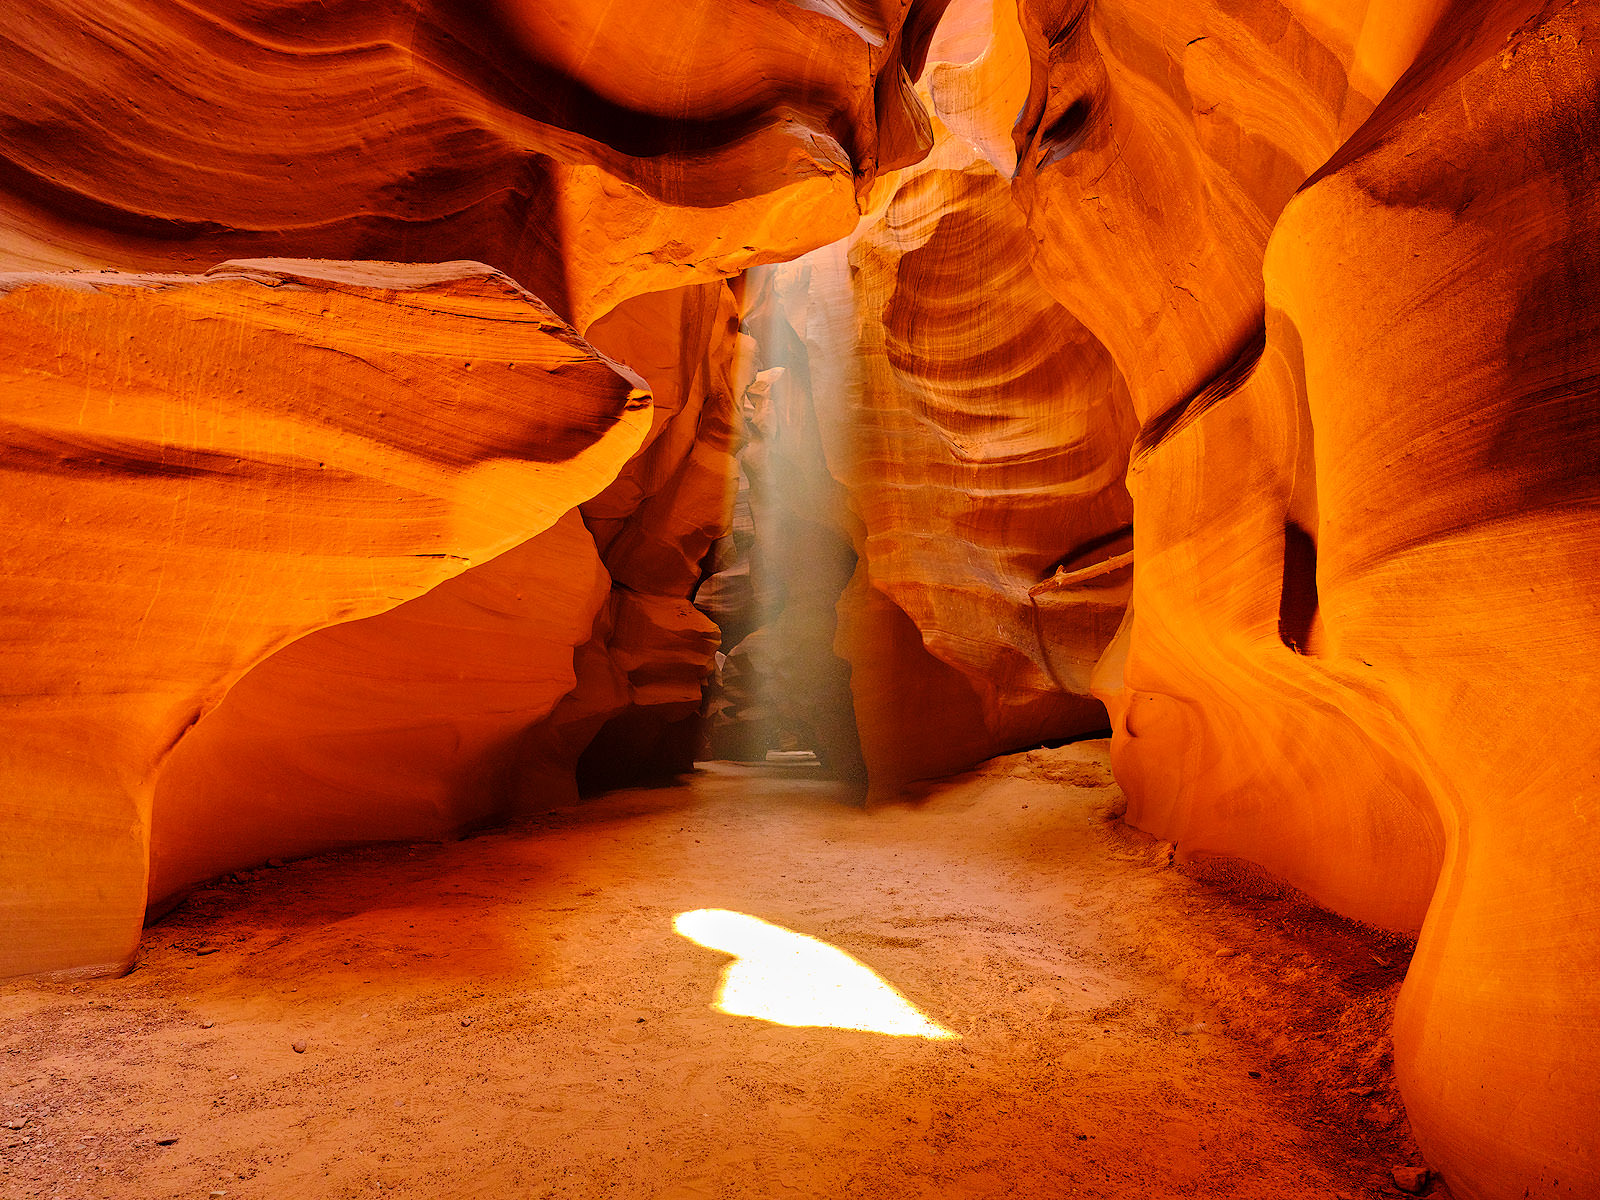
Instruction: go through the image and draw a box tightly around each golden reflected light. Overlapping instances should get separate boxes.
[674,909,959,1040]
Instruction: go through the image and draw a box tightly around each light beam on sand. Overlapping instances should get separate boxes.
[674,909,959,1039]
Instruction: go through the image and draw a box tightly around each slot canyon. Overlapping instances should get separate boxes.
[0,0,1596,1197]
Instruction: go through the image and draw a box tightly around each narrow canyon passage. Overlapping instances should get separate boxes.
[1,744,1425,1200]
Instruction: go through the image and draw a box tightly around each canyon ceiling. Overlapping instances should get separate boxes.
[1,2,1596,1198]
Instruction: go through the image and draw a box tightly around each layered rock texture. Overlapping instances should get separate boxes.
[723,146,1137,786]
[147,280,746,910]
[2,1,1597,1199]
[0,0,952,972]
[1006,2,1600,1197]
[0,0,957,327]
[695,4,1139,784]
[0,260,651,974]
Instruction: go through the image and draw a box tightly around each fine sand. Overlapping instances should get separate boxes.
[1,742,1440,1199]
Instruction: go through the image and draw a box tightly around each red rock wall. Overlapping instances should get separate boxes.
[145,509,611,913]
[524,281,747,798]
[728,9,1140,790]
[1009,2,1600,1196]
[2,2,1598,1197]
[0,261,650,976]
[0,0,953,328]
[144,280,746,916]
[0,0,953,976]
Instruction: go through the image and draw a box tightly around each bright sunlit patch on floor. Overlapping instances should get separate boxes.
[673,909,959,1039]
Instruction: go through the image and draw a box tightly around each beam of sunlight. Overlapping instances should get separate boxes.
[673,909,959,1040]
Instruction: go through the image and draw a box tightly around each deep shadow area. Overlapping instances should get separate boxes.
[1279,521,1321,655]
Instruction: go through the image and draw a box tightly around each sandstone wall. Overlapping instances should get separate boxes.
[1009,2,1600,1196]
[716,3,1142,789]
[1,3,1597,1197]
[0,261,650,975]
[0,0,956,327]
[0,0,953,976]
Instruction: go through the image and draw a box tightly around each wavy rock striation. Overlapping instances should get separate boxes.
[725,6,1140,789]
[0,0,958,968]
[2,3,1597,1198]
[148,281,744,914]
[0,260,649,976]
[516,281,747,798]
[1011,2,1600,1196]
[0,0,953,328]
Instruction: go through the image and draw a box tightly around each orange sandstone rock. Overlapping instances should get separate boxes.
[837,142,1136,784]
[2,7,1596,1200]
[0,0,954,327]
[1012,2,1600,1197]
[1011,0,1395,425]
[735,25,1139,788]
[145,509,611,913]
[0,0,961,969]
[146,281,747,893]
[0,260,649,977]
[559,282,747,793]
[924,0,1032,175]
[1276,11,1600,1196]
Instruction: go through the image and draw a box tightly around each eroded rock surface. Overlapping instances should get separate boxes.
[145,277,747,908]
[1,4,1597,1199]
[729,32,1138,788]
[0,0,957,968]
[0,0,954,328]
[0,261,649,976]
[1009,2,1600,1197]
[537,281,747,797]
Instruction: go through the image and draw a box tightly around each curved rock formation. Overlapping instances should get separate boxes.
[145,508,611,912]
[1010,2,1600,1196]
[0,0,953,328]
[730,26,1139,788]
[0,260,649,976]
[542,281,746,795]
[146,278,746,909]
[1,0,959,966]
[3,3,1598,1198]
[838,139,1136,783]
[1280,13,1600,1195]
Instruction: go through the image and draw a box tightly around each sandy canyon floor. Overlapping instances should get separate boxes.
[1,743,1444,1199]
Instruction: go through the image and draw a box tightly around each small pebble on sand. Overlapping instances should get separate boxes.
[1391,1165,1431,1194]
